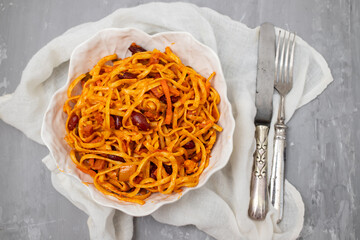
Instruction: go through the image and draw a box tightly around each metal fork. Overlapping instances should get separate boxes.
[269,30,296,223]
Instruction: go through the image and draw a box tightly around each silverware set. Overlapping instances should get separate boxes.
[248,23,296,223]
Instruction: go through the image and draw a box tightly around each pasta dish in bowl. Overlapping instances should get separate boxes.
[42,28,235,216]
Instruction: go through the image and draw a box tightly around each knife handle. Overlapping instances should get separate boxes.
[248,125,269,220]
[269,122,287,223]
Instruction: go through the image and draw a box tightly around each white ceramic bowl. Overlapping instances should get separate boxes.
[41,28,235,216]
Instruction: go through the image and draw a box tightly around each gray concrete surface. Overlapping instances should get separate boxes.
[0,0,359,239]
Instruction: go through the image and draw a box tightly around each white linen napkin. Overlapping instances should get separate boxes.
[0,2,333,240]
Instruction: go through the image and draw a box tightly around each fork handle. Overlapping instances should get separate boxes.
[269,122,287,223]
[248,125,269,220]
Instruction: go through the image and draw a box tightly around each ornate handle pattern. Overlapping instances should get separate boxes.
[248,125,269,220]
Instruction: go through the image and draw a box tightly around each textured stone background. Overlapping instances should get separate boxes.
[0,0,358,239]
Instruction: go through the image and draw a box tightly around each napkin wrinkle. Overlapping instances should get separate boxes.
[0,2,333,240]
[45,154,131,240]
[113,211,134,240]
[0,93,11,105]
[152,188,243,240]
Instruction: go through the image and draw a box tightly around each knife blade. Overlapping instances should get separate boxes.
[248,22,275,220]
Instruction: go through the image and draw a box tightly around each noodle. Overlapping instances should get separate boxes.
[63,43,222,204]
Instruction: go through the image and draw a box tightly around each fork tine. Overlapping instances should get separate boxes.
[289,33,296,85]
[275,30,281,83]
[284,32,291,84]
[278,31,286,83]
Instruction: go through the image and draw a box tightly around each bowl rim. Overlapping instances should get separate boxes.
[41,27,235,216]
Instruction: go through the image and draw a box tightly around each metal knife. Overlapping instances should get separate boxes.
[248,22,275,221]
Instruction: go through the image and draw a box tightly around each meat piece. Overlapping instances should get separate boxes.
[76,165,96,178]
[84,158,95,167]
[159,95,179,104]
[191,152,202,162]
[94,112,104,125]
[90,136,102,143]
[82,125,93,138]
[128,43,147,55]
[150,86,163,98]
[107,170,118,179]
[110,115,115,129]
[92,159,106,170]
[170,65,180,78]
[148,53,160,65]
[149,72,161,79]
[118,72,138,79]
[118,165,137,182]
[159,95,167,103]
[143,111,157,121]
[184,160,198,174]
[133,176,143,184]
